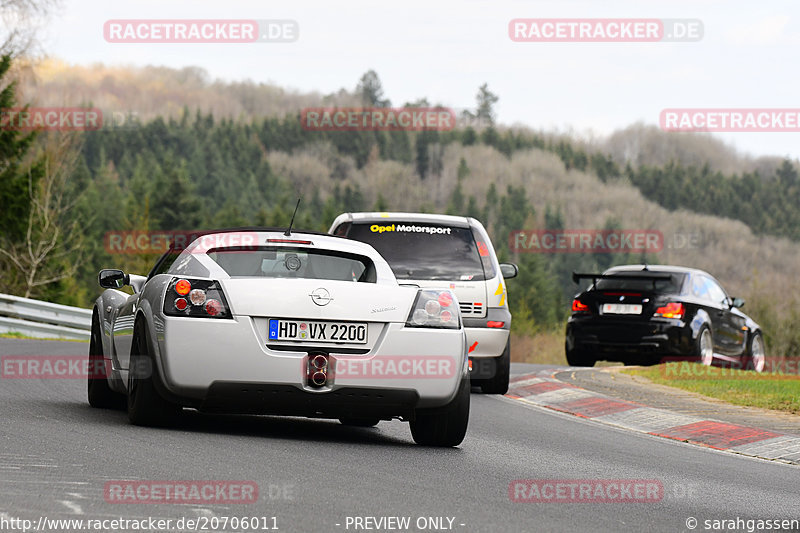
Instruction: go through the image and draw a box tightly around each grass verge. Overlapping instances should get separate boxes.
[622,362,800,414]
[0,332,88,342]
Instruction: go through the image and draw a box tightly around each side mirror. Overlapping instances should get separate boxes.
[500,263,518,279]
[731,297,745,309]
[98,269,129,289]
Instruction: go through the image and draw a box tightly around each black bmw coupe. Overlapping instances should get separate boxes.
[565,264,765,371]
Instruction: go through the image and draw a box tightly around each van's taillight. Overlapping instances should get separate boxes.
[654,302,684,319]
[164,278,232,319]
[487,321,505,328]
[572,299,590,313]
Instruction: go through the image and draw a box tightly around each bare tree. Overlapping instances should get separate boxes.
[0,133,84,297]
[1,0,57,56]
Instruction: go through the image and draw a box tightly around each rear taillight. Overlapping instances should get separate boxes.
[572,299,590,313]
[406,289,460,329]
[487,320,505,328]
[654,302,684,319]
[164,278,232,319]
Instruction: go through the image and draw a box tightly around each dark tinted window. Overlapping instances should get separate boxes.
[595,272,685,294]
[206,247,376,282]
[148,250,181,279]
[346,222,486,281]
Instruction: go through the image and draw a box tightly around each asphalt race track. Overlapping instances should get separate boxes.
[0,338,797,533]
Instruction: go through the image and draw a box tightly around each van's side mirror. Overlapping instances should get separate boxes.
[731,297,745,309]
[500,263,518,279]
[98,269,129,289]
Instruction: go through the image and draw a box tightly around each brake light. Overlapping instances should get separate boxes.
[572,299,589,313]
[438,292,453,307]
[205,299,223,316]
[654,302,684,319]
[164,278,232,319]
[266,239,313,245]
[487,321,505,328]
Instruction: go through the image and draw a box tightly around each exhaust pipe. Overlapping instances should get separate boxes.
[308,353,329,387]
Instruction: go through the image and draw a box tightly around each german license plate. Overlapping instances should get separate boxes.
[602,303,642,315]
[268,319,368,344]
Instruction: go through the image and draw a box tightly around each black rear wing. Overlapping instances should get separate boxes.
[572,272,674,287]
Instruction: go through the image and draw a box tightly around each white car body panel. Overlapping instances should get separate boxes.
[95,229,467,418]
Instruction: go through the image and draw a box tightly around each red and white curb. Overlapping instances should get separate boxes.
[506,372,800,465]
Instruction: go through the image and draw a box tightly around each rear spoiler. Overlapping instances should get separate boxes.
[572,272,673,286]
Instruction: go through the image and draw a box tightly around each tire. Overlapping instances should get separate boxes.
[695,326,714,366]
[410,377,470,447]
[127,320,180,427]
[339,418,380,427]
[87,312,125,409]
[565,343,596,367]
[743,331,766,372]
[480,340,510,394]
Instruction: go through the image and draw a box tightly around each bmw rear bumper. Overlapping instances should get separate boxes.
[566,317,695,363]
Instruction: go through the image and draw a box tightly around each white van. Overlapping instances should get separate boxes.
[329,212,518,394]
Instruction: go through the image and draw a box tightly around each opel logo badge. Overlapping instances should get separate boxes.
[310,288,333,306]
[619,296,625,302]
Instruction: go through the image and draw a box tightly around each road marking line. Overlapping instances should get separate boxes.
[59,499,84,515]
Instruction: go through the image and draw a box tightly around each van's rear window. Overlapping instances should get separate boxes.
[346,223,486,281]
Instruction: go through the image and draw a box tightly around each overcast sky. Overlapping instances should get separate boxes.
[36,0,800,159]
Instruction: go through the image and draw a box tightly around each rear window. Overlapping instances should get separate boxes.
[206,247,376,282]
[345,222,486,281]
[595,272,685,294]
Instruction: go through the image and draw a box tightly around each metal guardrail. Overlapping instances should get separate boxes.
[0,293,91,341]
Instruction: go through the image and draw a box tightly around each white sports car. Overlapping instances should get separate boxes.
[88,228,469,446]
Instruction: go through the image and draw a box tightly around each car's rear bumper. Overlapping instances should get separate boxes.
[200,383,420,419]
[463,307,511,359]
[566,317,694,363]
[153,316,466,412]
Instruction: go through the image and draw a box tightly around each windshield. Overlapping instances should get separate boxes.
[346,222,486,281]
